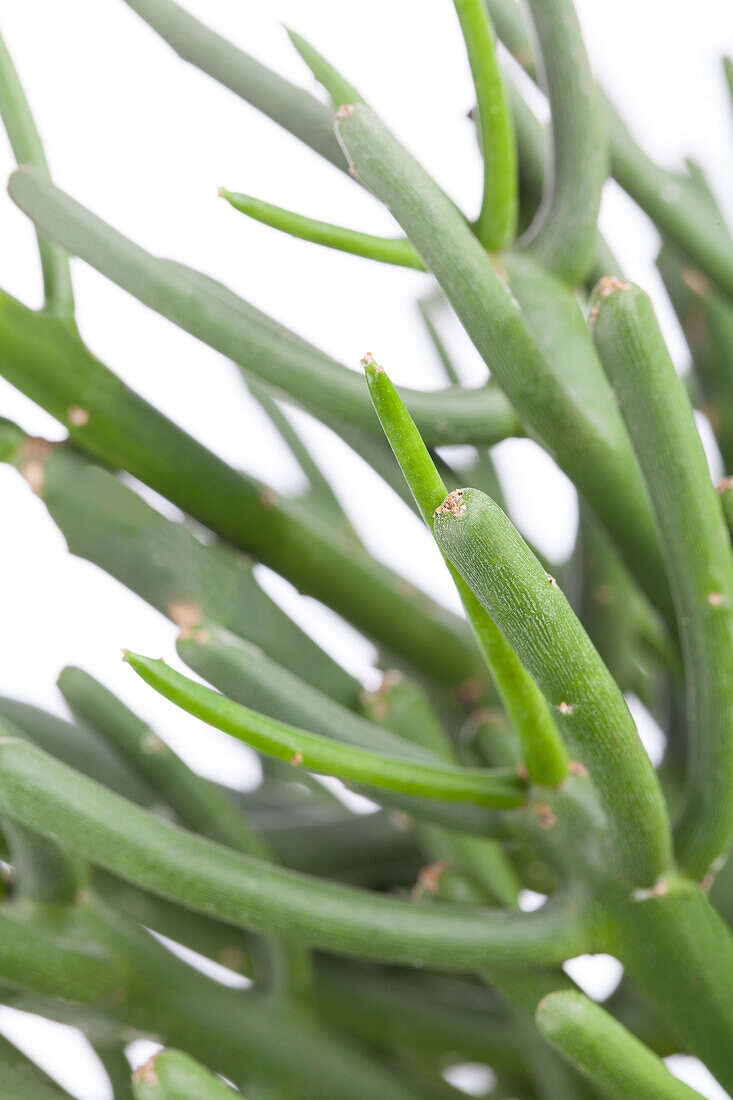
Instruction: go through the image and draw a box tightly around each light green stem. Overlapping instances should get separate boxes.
[590,277,733,878]
[434,487,672,887]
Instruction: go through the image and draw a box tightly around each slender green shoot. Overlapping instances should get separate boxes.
[219,189,423,268]
[453,0,517,249]
[536,991,705,1099]
[0,29,74,318]
[286,28,361,107]
[521,0,607,284]
[590,276,733,878]
[365,355,567,787]
[124,651,525,809]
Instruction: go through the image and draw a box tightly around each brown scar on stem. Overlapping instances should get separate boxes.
[336,104,355,121]
[412,859,451,900]
[260,487,277,508]
[717,475,733,493]
[141,729,166,755]
[597,276,631,297]
[681,268,713,298]
[568,759,588,778]
[534,802,557,828]
[546,573,557,586]
[707,592,725,606]
[132,1055,159,1085]
[632,877,668,901]
[168,600,210,644]
[557,701,573,715]
[17,436,57,495]
[434,488,466,519]
[67,405,89,427]
[290,752,303,767]
[360,351,382,371]
[361,669,403,719]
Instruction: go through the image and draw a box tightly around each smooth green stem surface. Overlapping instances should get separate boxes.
[20,440,356,705]
[536,991,704,1099]
[125,652,525,808]
[7,166,520,449]
[0,29,74,318]
[591,278,733,878]
[120,0,345,169]
[365,356,567,787]
[434,487,672,887]
[453,0,517,248]
[221,189,423,268]
[0,736,592,969]
[58,667,265,855]
[333,104,671,623]
[0,906,121,1001]
[0,293,477,685]
[132,1049,239,1100]
[521,0,606,284]
[657,246,733,473]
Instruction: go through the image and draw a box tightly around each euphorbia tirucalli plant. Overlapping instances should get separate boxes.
[0,0,732,1096]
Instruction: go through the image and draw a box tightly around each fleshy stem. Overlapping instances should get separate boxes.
[0,735,592,969]
[590,277,733,878]
[433,487,673,888]
[219,189,423,268]
[364,355,567,787]
[521,0,607,284]
[333,103,671,623]
[453,0,517,249]
[0,29,74,319]
[132,1049,239,1100]
[535,991,705,1099]
[124,652,525,809]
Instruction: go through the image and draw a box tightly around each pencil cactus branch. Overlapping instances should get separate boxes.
[365,356,567,787]
[0,294,477,683]
[453,0,517,249]
[535,991,705,1099]
[119,0,345,170]
[0,29,74,319]
[520,0,606,284]
[132,1049,240,1100]
[0,736,593,968]
[590,277,733,878]
[333,104,671,622]
[434,487,673,887]
[220,189,423,268]
[7,166,521,448]
[124,652,525,809]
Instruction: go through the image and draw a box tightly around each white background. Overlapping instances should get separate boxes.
[0,1,731,1096]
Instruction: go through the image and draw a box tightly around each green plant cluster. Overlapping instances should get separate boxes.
[0,1,732,1096]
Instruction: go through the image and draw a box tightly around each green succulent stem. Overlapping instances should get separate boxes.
[220,189,424,268]
[7,166,520,449]
[0,735,592,969]
[124,651,525,809]
[364,356,567,787]
[333,104,672,624]
[453,0,517,249]
[120,0,345,169]
[521,0,607,284]
[433,487,673,888]
[132,1049,239,1100]
[535,991,704,1099]
[0,292,478,685]
[590,277,733,878]
[0,29,74,319]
